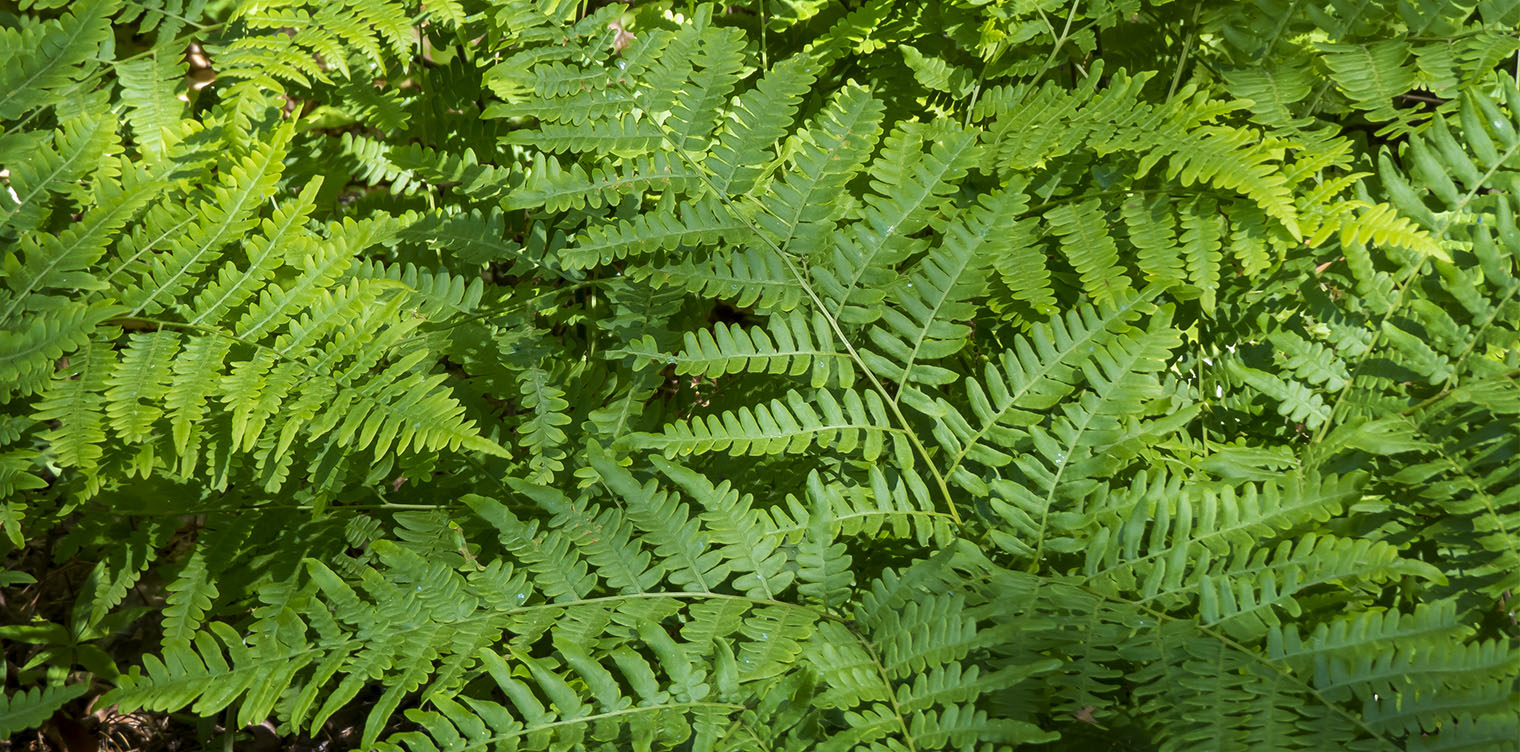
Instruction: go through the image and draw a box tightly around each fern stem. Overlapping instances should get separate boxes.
[1165,0,1203,100]
[837,618,922,752]
[1036,0,1083,83]
[617,74,965,527]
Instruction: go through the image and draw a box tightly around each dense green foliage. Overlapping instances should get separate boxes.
[2,0,1519,749]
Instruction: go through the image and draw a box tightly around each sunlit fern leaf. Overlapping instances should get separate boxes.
[659,309,852,389]
[931,292,1156,496]
[1122,193,1184,289]
[794,479,855,612]
[1320,41,1417,126]
[632,246,806,311]
[186,179,321,329]
[33,342,114,473]
[587,451,730,593]
[0,107,118,235]
[1179,197,1224,313]
[104,331,179,444]
[122,125,293,315]
[708,56,816,196]
[1269,330,1350,391]
[1164,124,1302,240]
[626,387,902,461]
[753,84,885,254]
[650,456,794,599]
[861,181,1021,396]
[464,493,595,601]
[2,165,160,330]
[987,319,1181,563]
[514,477,664,594]
[814,120,981,326]
[503,117,662,155]
[1229,360,1333,428]
[0,0,115,120]
[508,151,705,213]
[117,43,188,163]
[659,24,746,153]
[1221,64,1313,128]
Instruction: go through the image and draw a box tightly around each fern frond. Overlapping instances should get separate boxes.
[861,182,1021,395]
[507,151,704,213]
[707,56,816,196]
[633,246,805,310]
[627,388,902,461]
[116,43,187,162]
[1044,198,1133,306]
[814,120,982,326]
[0,684,88,738]
[933,294,1155,494]
[0,0,115,120]
[0,108,118,235]
[661,310,851,389]
[753,84,885,253]
[122,125,293,314]
[563,195,746,270]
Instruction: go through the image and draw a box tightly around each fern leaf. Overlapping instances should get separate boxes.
[795,479,856,611]
[117,43,187,162]
[515,365,570,483]
[628,388,901,461]
[814,120,982,325]
[161,548,219,649]
[186,180,321,328]
[2,167,161,325]
[589,452,729,593]
[123,125,294,314]
[708,56,816,195]
[935,294,1154,494]
[0,108,118,235]
[1321,41,1417,125]
[651,456,794,599]
[463,494,596,602]
[862,182,1021,395]
[563,195,747,270]
[1165,125,1301,239]
[754,84,885,253]
[1122,194,1184,289]
[34,342,115,472]
[507,151,704,213]
[0,0,116,119]
[1179,197,1224,313]
[662,310,851,388]
[634,246,805,310]
[1044,198,1133,306]
[0,684,88,738]
[104,331,180,444]
[660,25,746,152]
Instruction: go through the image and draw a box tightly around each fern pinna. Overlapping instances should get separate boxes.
[1,0,1517,750]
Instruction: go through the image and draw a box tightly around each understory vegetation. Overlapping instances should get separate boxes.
[2,0,1519,749]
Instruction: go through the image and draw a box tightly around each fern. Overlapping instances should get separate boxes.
[3,1,1519,750]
